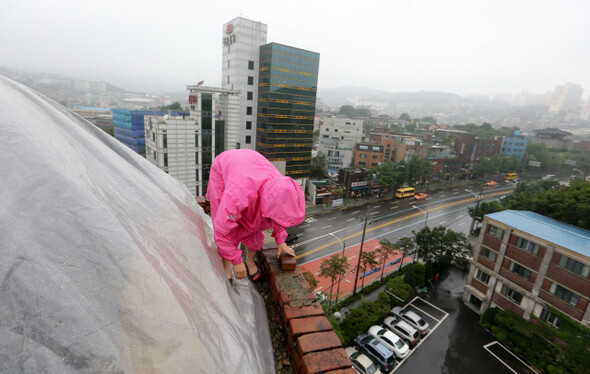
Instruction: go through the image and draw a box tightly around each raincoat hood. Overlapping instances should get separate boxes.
[260,176,305,228]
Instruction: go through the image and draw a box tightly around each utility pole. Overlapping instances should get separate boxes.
[352,210,371,296]
[467,183,484,235]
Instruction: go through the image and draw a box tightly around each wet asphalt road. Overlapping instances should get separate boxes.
[395,268,513,374]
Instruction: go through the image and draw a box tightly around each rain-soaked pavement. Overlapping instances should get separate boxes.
[396,268,516,374]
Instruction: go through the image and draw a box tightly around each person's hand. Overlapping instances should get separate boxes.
[233,262,247,279]
[277,242,295,258]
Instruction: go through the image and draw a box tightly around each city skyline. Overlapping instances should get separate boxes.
[1,0,589,99]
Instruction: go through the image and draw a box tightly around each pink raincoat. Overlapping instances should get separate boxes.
[206,149,306,265]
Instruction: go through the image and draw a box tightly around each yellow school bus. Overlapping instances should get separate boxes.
[504,172,518,181]
[395,187,415,198]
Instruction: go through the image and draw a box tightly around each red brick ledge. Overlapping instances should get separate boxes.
[260,247,355,374]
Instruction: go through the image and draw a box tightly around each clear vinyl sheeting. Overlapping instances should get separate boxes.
[0,76,275,374]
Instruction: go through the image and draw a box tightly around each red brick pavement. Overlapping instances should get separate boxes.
[299,238,413,299]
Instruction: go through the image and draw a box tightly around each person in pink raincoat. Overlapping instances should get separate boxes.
[206,149,305,282]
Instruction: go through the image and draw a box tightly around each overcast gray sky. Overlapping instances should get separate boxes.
[1,0,588,98]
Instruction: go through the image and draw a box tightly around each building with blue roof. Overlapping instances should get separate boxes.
[463,210,590,327]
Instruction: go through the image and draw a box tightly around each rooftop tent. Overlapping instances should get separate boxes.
[0,76,274,373]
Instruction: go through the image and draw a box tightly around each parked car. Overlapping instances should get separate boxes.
[383,316,420,348]
[368,325,410,359]
[413,192,427,200]
[485,180,497,186]
[345,347,382,374]
[354,333,397,373]
[391,307,430,336]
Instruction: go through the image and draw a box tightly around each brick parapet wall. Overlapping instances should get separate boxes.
[259,247,355,374]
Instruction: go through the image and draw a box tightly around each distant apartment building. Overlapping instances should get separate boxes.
[145,85,239,196]
[548,83,583,114]
[500,132,530,160]
[317,117,363,171]
[463,210,590,327]
[353,143,384,169]
[256,42,320,179]
[113,109,174,154]
[222,17,268,150]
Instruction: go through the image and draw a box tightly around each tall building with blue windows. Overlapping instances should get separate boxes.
[256,43,320,179]
[501,131,530,160]
[112,109,174,155]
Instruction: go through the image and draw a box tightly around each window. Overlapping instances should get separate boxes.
[153,151,156,160]
[488,225,504,239]
[360,154,367,158]
[372,155,379,159]
[500,284,523,305]
[248,60,254,70]
[247,76,254,85]
[515,237,540,255]
[245,135,251,144]
[475,269,490,284]
[247,91,253,100]
[227,76,230,84]
[359,145,369,150]
[246,121,252,130]
[152,133,155,142]
[195,134,199,146]
[163,134,167,148]
[540,308,560,327]
[246,107,252,115]
[469,294,482,309]
[163,153,168,167]
[227,60,230,69]
[195,170,199,182]
[359,161,366,166]
[558,255,590,277]
[195,152,199,164]
[481,247,497,262]
[508,261,532,280]
[549,283,580,306]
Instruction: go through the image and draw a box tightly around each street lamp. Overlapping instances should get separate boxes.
[412,205,429,262]
[572,168,584,179]
[466,189,482,235]
[328,232,346,304]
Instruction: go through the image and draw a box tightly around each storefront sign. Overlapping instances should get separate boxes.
[223,33,236,46]
[351,181,368,188]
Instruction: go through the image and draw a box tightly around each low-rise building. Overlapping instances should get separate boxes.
[500,131,530,160]
[463,210,590,327]
[353,143,384,169]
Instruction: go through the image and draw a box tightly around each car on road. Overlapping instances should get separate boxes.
[345,347,382,374]
[485,180,497,186]
[391,307,430,336]
[368,325,410,359]
[413,192,427,200]
[542,174,557,180]
[285,232,298,243]
[383,316,420,348]
[354,333,397,373]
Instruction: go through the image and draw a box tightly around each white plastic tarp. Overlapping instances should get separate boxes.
[0,76,275,373]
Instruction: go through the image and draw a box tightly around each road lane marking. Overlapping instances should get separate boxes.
[439,221,447,225]
[328,217,337,220]
[373,205,381,208]
[370,211,380,215]
[458,222,465,225]
[296,190,509,260]
[347,218,355,222]
[483,341,537,374]
[352,211,360,214]
[391,206,398,209]
[319,225,331,230]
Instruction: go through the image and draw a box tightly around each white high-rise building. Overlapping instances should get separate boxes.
[548,83,583,113]
[145,85,239,196]
[221,17,267,150]
[316,117,364,171]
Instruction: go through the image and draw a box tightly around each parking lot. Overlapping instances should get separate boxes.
[484,341,538,374]
[390,296,449,372]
